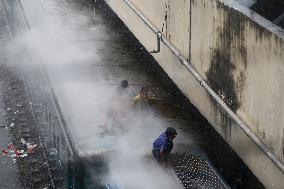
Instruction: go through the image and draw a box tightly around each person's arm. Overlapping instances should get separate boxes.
[158,139,169,163]
[158,138,173,164]
[132,95,140,107]
[158,147,165,162]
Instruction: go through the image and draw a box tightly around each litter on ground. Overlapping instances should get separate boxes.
[1,140,37,161]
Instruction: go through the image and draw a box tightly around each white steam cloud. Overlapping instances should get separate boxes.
[3,0,193,188]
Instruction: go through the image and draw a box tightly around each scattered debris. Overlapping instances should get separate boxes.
[1,149,8,155]
[27,143,37,154]
[20,138,27,145]
[1,140,37,160]
[8,143,14,150]
[0,48,53,188]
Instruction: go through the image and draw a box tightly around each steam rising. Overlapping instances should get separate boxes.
[4,0,190,188]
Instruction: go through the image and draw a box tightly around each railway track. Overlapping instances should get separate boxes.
[0,0,62,188]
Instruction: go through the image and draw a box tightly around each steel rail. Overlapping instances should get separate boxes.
[1,0,55,187]
[14,1,76,187]
[122,0,284,173]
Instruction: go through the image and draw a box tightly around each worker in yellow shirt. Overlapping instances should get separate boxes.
[132,87,153,110]
[132,87,150,107]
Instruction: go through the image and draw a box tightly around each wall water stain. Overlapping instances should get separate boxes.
[204,2,250,137]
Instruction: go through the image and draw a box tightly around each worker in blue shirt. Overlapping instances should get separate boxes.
[152,127,177,163]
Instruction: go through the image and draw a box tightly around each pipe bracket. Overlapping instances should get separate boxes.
[150,31,161,53]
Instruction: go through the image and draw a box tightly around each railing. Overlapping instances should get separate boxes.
[121,0,284,173]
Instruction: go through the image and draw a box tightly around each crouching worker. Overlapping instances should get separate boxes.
[132,87,150,109]
[152,127,177,164]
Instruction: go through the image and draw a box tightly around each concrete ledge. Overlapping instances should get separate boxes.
[103,0,284,188]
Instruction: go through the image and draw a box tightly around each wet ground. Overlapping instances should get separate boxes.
[0,1,53,188]
[0,67,54,189]
[0,91,21,189]
[0,2,20,187]
[0,0,265,188]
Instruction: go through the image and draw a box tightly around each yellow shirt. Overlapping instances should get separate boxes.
[132,95,149,107]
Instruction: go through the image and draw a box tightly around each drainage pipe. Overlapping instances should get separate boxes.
[122,0,284,173]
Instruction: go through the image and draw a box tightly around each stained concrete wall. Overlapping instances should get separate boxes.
[103,0,284,188]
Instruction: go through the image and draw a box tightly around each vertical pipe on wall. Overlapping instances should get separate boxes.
[189,0,192,62]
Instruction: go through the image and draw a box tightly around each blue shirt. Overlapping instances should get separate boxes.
[152,132,173,154]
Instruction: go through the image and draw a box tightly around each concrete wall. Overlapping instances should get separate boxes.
[103,0,284,188]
